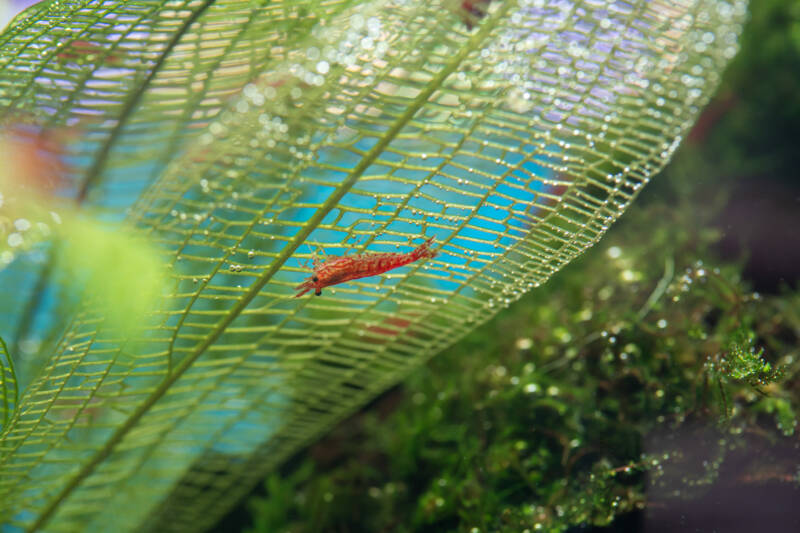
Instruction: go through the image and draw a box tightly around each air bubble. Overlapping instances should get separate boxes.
[13,219,30,231]
[7,233,23,247]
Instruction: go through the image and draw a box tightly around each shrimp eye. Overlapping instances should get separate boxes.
[312,276,319,283]
[315,288,322,296]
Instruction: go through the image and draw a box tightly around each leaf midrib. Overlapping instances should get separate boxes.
[28,3,514,530]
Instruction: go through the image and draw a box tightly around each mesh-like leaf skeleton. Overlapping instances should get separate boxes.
[295,237,438,297]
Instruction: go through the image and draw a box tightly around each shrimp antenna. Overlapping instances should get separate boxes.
[310,242,327,268]
[298,242,314,270]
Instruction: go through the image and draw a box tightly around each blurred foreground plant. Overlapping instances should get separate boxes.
[0,127,166,343]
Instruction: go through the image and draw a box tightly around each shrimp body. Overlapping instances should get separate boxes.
[295,237,437,297]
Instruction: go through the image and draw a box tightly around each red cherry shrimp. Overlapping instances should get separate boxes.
[295,237,438,297]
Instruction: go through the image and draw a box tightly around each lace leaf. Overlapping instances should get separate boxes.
[0,1,746,531]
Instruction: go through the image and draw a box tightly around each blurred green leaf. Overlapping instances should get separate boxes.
[1,131,166,338]
[57,216,167,337]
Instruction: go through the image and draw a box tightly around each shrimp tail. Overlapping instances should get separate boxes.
[412,236,438,260]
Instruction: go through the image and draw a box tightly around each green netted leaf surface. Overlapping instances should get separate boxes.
[0,1,746,531]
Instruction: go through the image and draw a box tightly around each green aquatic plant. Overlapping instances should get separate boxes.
[707,327,785,388]
[0,0,747,531]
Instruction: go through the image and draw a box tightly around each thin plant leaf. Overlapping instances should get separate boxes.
[0,335,18,431]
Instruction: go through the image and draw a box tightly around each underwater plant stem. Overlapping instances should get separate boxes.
[636,256,674,321]
[718,377,730,421]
